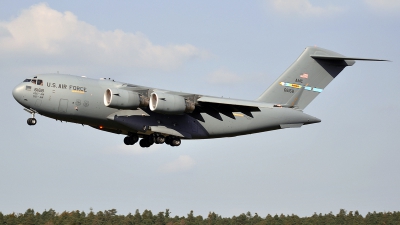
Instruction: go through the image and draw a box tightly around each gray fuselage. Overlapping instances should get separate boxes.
[12,74,320,141]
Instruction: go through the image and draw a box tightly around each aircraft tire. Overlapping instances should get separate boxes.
[139,138,150,148]
[131,134,139,143]
[124,136,134,145]
[165,136,172,145]
[27,118,37,126]
[147,135,155,145]
[171,138,181,147]
[156,136,165,144]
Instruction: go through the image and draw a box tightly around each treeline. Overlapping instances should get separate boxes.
[1,208,400,225]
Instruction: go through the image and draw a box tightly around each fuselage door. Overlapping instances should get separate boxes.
[58,99,68,113]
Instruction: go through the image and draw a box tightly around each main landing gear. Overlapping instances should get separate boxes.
[165,136,181,147]
[24,108,38,126]
[124,134,139,145]
[124,133,181,148]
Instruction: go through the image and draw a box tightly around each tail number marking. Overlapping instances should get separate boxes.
[284,88,294,93]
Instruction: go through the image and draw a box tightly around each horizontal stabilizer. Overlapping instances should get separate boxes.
[311,55,389,62]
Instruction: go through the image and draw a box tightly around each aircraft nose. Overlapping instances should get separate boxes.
[12,84,25,103]
[12,86,18,100]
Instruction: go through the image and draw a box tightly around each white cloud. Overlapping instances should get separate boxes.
[159,155,196,173]
[0,3,208,70]
[268,0,343,17]
[365,0,400,13]
[206,68,242,84]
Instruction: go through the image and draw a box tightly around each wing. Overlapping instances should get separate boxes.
[118,83,270,121]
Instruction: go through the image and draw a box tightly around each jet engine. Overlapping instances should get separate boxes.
[149,92,195,114]
[104,88,144,109]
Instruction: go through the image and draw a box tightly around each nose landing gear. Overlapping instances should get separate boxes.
[24,108,38,126]
[27,118,37,125]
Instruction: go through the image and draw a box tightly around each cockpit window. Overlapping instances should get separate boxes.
[31,79,37,84]
[23,79,31,82]
[37,79,43,86]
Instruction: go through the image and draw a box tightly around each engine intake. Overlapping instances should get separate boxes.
[149,92,195,114]
[104,88,147,109]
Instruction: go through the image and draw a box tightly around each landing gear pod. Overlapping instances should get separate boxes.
[104,88,141,109]
[149,92,195,115]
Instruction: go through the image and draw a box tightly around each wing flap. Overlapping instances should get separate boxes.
[197,96,267,109]
[196,96,267,120]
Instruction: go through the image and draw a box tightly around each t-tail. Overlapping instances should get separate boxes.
[257,46,388,109]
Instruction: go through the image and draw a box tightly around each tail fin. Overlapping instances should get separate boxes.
[257,46,387,109]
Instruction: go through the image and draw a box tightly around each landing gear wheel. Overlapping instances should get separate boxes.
[27,118,37,126]
[165,136,181,147]
[124,136,133,145]
[124,134,139,145]
[165,136,172,145]
[124,136,130,145]
[147,135,155,145]
[155,136,165,144]
[24,108,38,126]
[171,138,181,147]
[131,135,139,143]
[139,138,150,148]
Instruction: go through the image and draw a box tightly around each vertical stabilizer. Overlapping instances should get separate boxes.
[257,47,354,109]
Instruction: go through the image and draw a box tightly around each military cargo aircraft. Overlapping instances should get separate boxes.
[12,47,386,148]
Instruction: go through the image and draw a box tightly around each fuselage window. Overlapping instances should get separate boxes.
[31,79,37,85]
[37,79,43,86]
[23,79,31,82]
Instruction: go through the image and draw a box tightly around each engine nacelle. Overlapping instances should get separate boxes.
[104,88,141,109]
[149,92,195,115]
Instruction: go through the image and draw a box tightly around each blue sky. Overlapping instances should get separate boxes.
[1,0,400,217]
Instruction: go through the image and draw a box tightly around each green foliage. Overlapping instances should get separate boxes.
[0,209,399,225]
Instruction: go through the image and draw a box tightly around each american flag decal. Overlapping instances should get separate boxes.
[300,73,308,79]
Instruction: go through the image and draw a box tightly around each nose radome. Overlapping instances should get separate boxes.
[12,84,24,102]
[12,87,17,100]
